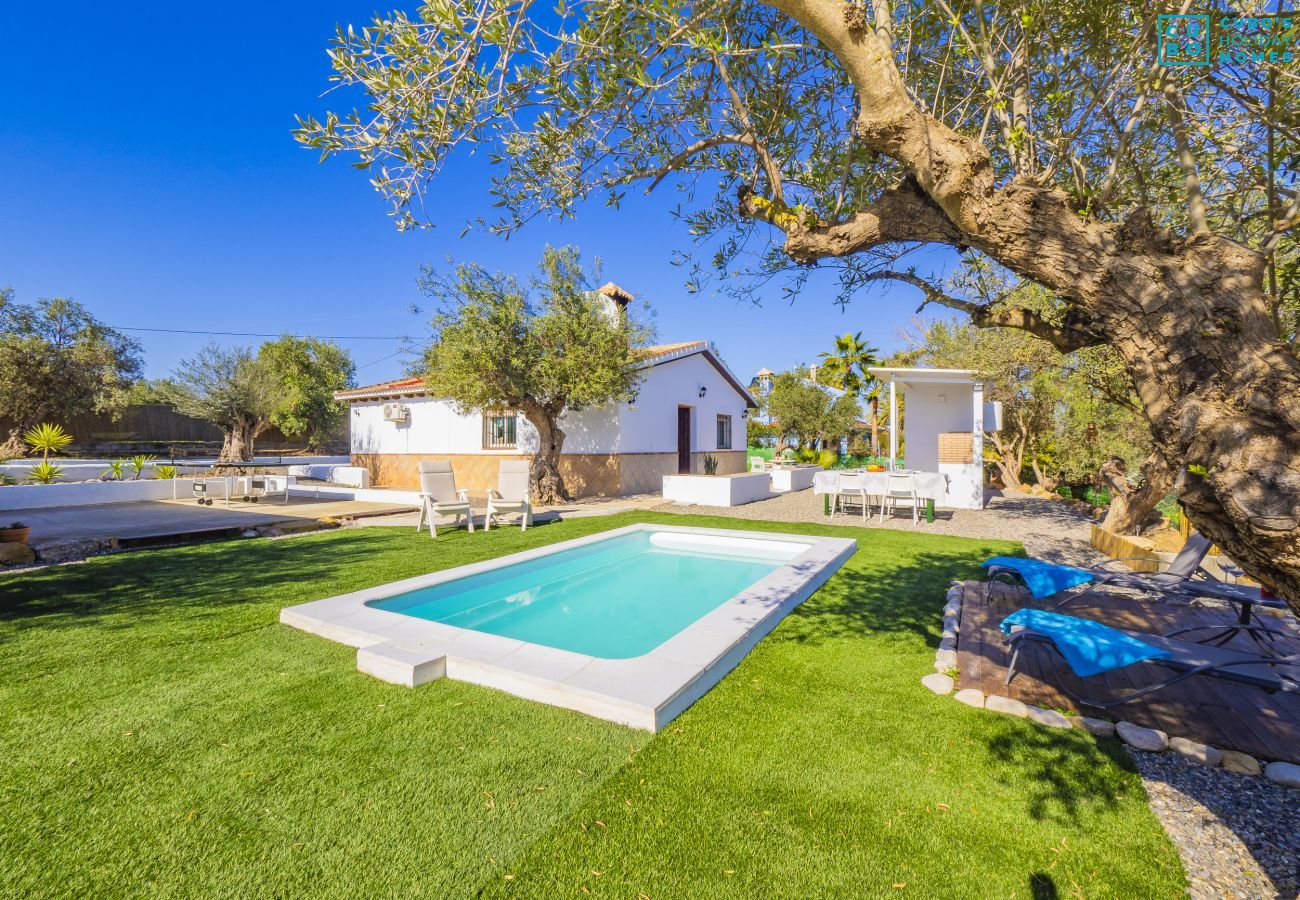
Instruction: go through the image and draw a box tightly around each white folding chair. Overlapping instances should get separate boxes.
[833,472,872,523]
[881,473,920,525]
[416,461,474,537]
[486,459,532,531]
[750,455,769,472]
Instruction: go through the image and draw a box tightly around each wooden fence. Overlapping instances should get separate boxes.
[1,404,346,453]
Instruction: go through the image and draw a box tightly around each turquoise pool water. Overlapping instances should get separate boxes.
[368,530,807,658]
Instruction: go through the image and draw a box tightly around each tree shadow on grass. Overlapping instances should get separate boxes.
[983,720,1140,825]
[770,545,1013,649]
[0,523,558,636]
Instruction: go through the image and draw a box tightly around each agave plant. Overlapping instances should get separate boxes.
[23,423,73,462]
[127,454,158,480]
[702,454,719,475]
[152,465,178,480]
[101,459,126,481]
[26,461,63,484]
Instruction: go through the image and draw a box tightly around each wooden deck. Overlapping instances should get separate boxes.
[957,580,1300,764]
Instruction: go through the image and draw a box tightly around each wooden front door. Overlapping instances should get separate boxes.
[677,406,692,473]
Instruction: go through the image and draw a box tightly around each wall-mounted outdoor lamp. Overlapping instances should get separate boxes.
[698,386,708,398]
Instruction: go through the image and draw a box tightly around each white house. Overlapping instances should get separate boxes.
[336,289,758,498]
[869,366,1001,510]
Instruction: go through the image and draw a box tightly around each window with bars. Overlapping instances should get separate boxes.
[716,414,732,450]
[482,412,518,449]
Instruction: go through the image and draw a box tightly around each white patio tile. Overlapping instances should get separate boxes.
[562,655,703,709]
[492,642,595,683]
[650,625,738,668]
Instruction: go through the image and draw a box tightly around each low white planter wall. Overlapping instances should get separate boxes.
[662,473,772,507]
[287,465,371,488]
[769,465,819,493]
[0,479,178,511]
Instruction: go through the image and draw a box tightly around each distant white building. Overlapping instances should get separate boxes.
[336,285,758,498]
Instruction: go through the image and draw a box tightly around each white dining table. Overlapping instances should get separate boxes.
[813,469,949,521]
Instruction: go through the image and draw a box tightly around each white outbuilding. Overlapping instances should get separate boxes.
[868,367,1000,510]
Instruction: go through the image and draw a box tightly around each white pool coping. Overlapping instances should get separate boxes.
[280,523,855,731]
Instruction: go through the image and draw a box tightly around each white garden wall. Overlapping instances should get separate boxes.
[0,479,177,511]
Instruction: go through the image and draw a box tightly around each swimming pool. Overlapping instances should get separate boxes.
[367,530,806,659]
[282,524,855,730]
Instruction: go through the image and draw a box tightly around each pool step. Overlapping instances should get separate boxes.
[358,641,448,687]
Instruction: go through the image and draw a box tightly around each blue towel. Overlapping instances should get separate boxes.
[982,556,1094,599]
[1000,609,1172,678]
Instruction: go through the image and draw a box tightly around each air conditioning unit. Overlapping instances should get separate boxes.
[383,402,409,423]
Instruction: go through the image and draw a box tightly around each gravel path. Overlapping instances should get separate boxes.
[1134,751,1300,899]
[656,487,1300,897]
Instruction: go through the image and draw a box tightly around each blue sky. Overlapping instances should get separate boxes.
[1,2,957,386]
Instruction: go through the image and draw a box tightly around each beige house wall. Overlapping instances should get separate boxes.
[353,449,747,499]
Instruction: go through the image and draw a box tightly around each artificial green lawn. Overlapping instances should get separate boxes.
[0,513,1185,897]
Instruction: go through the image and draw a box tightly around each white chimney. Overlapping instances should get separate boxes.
[808,364,819,384]
[596,282,632,325]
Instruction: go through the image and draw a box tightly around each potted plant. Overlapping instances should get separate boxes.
[0,521,31,544]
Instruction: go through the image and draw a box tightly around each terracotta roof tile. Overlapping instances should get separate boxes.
[333,376,426,401]
[335,340,756,407]
[632,341,707,363]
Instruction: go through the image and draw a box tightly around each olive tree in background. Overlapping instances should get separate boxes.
[0,288,142,455]
[160,343,278,463]
[419,246,651,504]
[766,370,860,453]
[296,1,1300,607]
[161,338,356,461]
[258,336,356,452]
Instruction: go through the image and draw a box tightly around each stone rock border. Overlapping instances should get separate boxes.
[923,581,1300,791]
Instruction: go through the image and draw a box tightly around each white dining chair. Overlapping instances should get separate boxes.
[834,472,872,523]
[881,473,920,525]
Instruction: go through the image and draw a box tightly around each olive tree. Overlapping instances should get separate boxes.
[0,289,142,455]
[258,336,356,451]
[420,246,651,503]
[766,370,860,451]
[159,343,278,462]
[297,2,1300,608]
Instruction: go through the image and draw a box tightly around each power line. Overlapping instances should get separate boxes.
[356,348,419,370]
[113,325,407,341]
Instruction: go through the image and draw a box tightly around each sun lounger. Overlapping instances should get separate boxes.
[985,533,1217,604]
[984,532,1295,653]
[1000,608,1299,708]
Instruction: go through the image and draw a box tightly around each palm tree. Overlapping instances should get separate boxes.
[862,380,885,456]
[818,332,880,451]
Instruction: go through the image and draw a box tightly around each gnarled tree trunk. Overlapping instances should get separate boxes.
[1,424,30,459]
[218,416,264,463]
[749,0,1300,613]
[987,429,1025,491]
[1099,453,1174,535]
[519,401,569,505]
[1029,455,1057,494]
